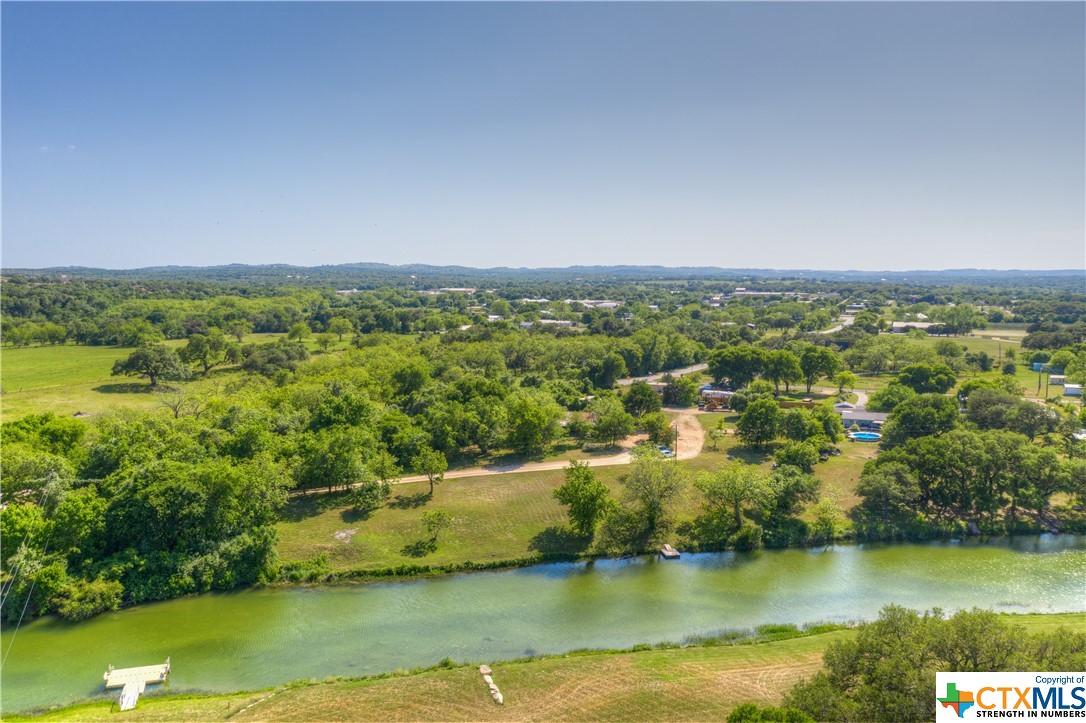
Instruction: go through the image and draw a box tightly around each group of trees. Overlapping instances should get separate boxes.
[848,382,1086,539]
[552,452,689,551]
[693,462,831,548]
[4,273,1083,368]
[1022,321,1086,350]
[708,343,842,395]
[552,452,838,554]
[854,427,1082,538]
[782,605,1085,722]
[1,412,288,622]
[734,400,844,465]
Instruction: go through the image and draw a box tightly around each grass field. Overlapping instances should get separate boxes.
[0,333,380,421]
[276,411,872,573]
[16,613,1083,722]
[277,467,615,571]
[0,343,161,419]
[0,335,286,420]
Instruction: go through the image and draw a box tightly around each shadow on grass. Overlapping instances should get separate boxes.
[400,538,437,557]
[478,450,550,468]
[725,447,773,465]
[387,492,430,510]
[528,525,592,555]
[578,443,626,457]
[280,490,354,522]
[91,383,157,394]
[340,507,373,523]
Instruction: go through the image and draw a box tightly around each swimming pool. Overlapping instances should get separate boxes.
[850,432,881,441]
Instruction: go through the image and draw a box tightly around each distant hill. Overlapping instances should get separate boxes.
[3,262,1082,289]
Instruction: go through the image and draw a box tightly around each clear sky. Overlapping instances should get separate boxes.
[3,2,1083,271]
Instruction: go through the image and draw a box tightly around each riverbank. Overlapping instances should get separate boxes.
[4,538,1082,714]
[12,613,1083,721]
[273,428,880,576]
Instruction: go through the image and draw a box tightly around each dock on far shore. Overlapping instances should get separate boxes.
[660,544,680,559]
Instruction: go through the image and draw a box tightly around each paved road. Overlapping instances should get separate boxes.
[817,315,855,335]
[294,408,707,496]
[617,363,709,386]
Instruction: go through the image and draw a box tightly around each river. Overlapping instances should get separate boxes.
[3,535,1083,713]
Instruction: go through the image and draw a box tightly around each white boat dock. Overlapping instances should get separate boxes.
[103,658,170,710]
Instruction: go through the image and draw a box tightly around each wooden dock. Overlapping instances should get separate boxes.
[660,544,680,559]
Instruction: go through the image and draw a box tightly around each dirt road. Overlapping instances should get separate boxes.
[395,407,706,484]
[617,363,709,387]
[296,408,708,495]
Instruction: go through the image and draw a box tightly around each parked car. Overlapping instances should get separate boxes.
[656,445,675,458]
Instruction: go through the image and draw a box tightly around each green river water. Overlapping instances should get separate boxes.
[2,535,1083,713]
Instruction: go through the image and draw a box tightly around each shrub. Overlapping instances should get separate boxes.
[774,442,819,473]
[55,578,124,621]
[732,523,763,551]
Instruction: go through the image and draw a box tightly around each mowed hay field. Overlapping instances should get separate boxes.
[236,634,841,722]
[0,335,285,420]
[0,344,152,418]
[18,614,1084,722]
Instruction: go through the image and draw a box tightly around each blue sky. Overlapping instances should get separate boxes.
[3,2,1083,270]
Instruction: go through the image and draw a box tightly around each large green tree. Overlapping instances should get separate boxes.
[896,362,956,394]
[852,463,921,538]
[621,452,687,532]
[736,397,784,450]
[765,350,803,394]
[589,396,636,447]
[708,345,768,388]
[623,381,662,417]
[179,329,241,374]
[111,344,189,387]
[697,463,768,528]
[879,394,959,448]
[327,317,354,341]
[554,460,613,537]
[505,390,564,455]
[799,346,841,394]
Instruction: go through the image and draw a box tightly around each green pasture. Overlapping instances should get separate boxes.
[0,334,284,420]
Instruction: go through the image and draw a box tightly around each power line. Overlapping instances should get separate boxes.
[0,538,50,671]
